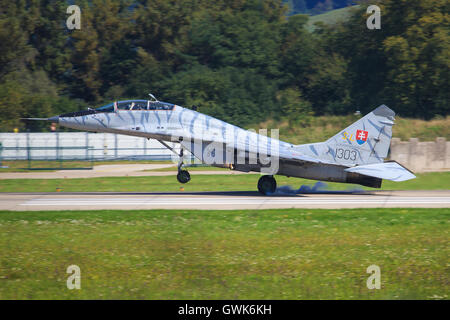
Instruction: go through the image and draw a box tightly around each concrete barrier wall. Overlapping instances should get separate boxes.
[390,138,449,172]
[0,132,179,161]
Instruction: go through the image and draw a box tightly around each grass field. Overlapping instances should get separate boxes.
[0,171,448,193]
[0,208,448,299]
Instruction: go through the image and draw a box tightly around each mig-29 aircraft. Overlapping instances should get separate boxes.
[25,93,415,194]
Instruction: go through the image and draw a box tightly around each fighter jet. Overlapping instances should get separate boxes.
[26,93,415,194]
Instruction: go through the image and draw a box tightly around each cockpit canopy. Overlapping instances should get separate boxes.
[96,100,175,112]
[59,99,176,118]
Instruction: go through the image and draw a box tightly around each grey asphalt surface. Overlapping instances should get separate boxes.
[1,190,449,211]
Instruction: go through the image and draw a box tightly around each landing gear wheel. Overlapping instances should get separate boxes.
[257,175,276,195]
[177,170,191,184]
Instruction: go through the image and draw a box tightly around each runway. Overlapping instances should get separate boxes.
[1,190,449,210]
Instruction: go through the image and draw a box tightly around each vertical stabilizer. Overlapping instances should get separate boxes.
[324,105,395,165]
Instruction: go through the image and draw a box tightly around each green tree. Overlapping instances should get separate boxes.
[279,14,315,89]
[161,66,279,126]
[319,0,449,117]
[0,1,34,77]
[276,87,312,125]
[69,0,134,102]
[382,0,449,118]
[188,0,285,78]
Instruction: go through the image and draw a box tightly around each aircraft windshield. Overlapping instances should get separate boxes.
[96,103,114,112]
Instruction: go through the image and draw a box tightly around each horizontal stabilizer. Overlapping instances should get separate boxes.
[344,161,416,182]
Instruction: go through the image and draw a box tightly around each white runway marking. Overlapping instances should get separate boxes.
[12,194,450,210]
[1,191,449,210]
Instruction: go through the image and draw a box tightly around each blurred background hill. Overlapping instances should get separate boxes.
[283,0,355,15]
[0,0,448,138]
[305,4,360,31]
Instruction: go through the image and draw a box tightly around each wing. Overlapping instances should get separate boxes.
[344,161,416,181]
[180,138,334,167]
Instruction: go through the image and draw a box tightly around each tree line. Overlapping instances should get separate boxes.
[0,0,448,132]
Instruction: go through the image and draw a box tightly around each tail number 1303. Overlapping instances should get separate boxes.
[336,148,357,161]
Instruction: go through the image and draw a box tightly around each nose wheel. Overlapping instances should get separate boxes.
[176,148,191,184]
[257,175,277,195]
[177,169,191,184]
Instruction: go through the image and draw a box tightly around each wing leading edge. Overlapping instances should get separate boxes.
[344,161,416,182]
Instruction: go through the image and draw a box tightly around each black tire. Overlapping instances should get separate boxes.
[177,170,191,184]
[257,175,277,195]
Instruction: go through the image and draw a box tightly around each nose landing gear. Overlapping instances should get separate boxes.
[157,140,192,184]
[176,148,191,184]
[257,175,277,195]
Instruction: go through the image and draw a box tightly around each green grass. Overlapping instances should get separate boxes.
[0,208,448,299]
[0,171,448,193]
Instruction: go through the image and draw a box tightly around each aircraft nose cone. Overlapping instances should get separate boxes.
[48,116,59,123]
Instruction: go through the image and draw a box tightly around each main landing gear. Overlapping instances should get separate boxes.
[257,175,277,195]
